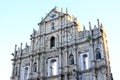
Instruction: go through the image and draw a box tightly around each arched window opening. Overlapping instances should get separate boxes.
[96,48,101,59]
[24,67,28,80]
[69,54,74,65]
[15,67,18,76]
[50,59,57,76]
[33,63,37,72]
[51,22,55,30]
[83,54,88,70]
[50,36,55,48]
[61,74,65,80]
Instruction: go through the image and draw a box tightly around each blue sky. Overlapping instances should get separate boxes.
[0,0,120,80]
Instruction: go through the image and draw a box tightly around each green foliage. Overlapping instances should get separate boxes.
[87,35,92,41]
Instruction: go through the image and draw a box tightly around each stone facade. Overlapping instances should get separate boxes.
[10,7,113,80]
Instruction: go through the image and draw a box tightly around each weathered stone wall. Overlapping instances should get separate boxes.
[10,7,112,80]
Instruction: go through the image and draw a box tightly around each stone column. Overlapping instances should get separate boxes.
[64,47,68,80]
[18,59,21,80]
[88,40,98,80]
[11,62,15,80]
[29,56,33,79]
[37,54,40,78]
[40,53,44,77]
[58,50,62,80]
[73,45,77,67]
[11,45,17,80]
[89,40,95,68]
[100,38,106,66]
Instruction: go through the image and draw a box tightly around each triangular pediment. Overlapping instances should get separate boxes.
[40,7,64,23]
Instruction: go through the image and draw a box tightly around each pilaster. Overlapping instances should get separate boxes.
[29,55,33,79]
